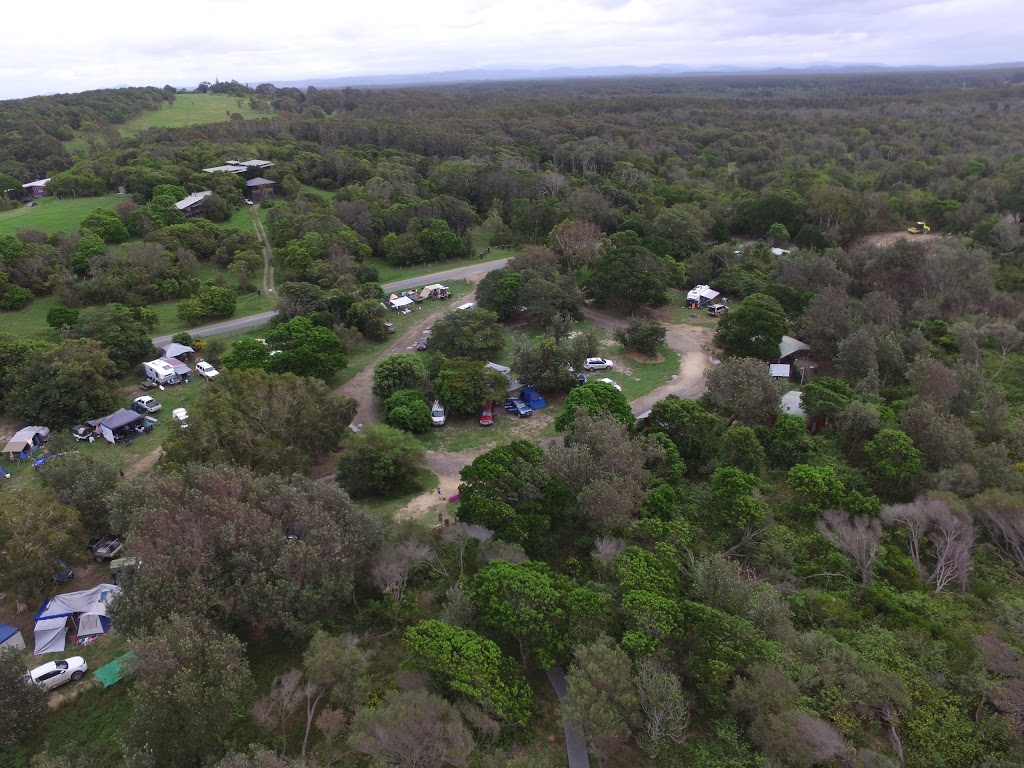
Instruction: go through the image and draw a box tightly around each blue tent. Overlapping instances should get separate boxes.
[521,387,547,410]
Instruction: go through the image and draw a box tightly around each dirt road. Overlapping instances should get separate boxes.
[581,306,714,416]
[338,290,478,430]
[251,205,275,295]
[852,230,940,248]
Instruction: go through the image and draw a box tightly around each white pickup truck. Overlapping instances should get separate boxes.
[195,361,220,379]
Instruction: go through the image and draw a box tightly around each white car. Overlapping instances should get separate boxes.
[132,395,162,413]
[583,357,614,371]
[596,377,622,392]
[431,401,447,426]
[26,657,88,691]
[172,407,189,428]
[195,361,220,379]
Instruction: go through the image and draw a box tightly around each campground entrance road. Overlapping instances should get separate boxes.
[151,258,510,347]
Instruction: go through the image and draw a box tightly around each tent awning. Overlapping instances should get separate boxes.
[99,409,142,432]
[389,296,414,308]
[33,616,68,655]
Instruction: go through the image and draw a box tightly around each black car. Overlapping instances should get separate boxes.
[71,425,94,442]
[414,338,429,351]
[52,559,74,584]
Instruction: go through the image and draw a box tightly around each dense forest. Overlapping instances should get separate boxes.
[2,69,1024,768]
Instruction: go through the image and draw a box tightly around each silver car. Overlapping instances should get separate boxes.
[26,657,88,691]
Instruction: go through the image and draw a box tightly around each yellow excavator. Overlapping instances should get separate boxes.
[907,221,931,234]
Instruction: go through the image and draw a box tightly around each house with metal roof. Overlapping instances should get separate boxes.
[174,191,213,217]
[778,335,811,362]
[245,177,276,202]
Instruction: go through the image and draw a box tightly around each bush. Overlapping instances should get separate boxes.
[177,285,237,326]
[336,425,427,498]
[383,389,432,433]
[613,316,667,356]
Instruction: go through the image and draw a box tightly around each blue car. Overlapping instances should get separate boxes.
[52,559,74,584]
[505,398,532,417]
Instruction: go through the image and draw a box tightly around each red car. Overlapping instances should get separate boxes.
[479,402,494,426]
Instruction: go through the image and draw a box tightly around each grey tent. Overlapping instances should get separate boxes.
[161,342,194,359]
[97,409,143,444]
[0,623,25,651]
[34,584,121,654]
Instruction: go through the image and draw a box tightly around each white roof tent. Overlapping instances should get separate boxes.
[174,191,212,211]
[686,285,720,306]
[3,426,49,458]
[769,364,791,378]
[162,342,194,358]
[389,295,415,308]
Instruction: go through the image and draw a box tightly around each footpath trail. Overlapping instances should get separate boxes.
[251,204,275,295]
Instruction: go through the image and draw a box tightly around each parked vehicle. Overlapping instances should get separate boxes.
[596,377,622,391]
[415,338,429,351]
[26,657,88,692]
[707,303,729,317]
[71,425,95,442]
[431,401,447,426]
[132,396,162,414]
[384,322,396,334]
[505,398,532,417]
[88,537,123,562]
[456,302,476,311]
[583,357,614,371]
[172,407,189,428]
[480,402,494,426]
[195,361,220,379]
[52,559,74,584]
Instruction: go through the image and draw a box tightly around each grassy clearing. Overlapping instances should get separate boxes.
[299,184,335,201]
[355,469,440,524]
[0,296,63,342]
[0,193,123,238]
[117,93,271,135]
[215,204,261,231]
[602,343,682,401]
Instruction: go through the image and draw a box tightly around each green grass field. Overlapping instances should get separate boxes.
[0,194,124,238]
[299,184,335,201]
[117,93,272,135]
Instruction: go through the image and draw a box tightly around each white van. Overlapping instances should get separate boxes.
[456,302,475,311]
[431,401,447,426]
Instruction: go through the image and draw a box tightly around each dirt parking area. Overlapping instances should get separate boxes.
[853,230,941,248]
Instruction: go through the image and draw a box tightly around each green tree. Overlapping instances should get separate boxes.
[39,452,119,533]
[4,340,120,428]
[766,222,790,245]
[620,589,681,656]
[434,358,508,418]
[588,233,673,312]
[266,316,347,379]
[222,338,271,370]
[383,389,432,433]
[161,369,355,474]
[709,466,767,534]
[372,353,430,400]
[714,293,788,359]
[0,487,83,602]
[787,464,846,516]
[864,429,926,498]
[614,317,667,357]
[470,559,607,669]
[0,648,46,749]
[647,396,722,473]
[404,620,533,725]
[428,308,506,361]
[177,285,238,326]
[476,268,523,319]
[563,635,640,765]
[45,304,79,330]
[720,426,766,475]
[68,303,157,371]
[704,357,781,426]
[554,381,633,432]
[80,208,129,243]
[348,688,475,768]
[124,614,254,768]
[336,425,427,498]
[0,334,44,393]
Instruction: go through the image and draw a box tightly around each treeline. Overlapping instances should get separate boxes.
[0,85,174,182]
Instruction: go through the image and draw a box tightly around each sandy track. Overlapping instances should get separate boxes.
[852,231,940,248]
[337,290,477,430]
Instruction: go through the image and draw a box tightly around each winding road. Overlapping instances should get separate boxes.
[152,258,509,347]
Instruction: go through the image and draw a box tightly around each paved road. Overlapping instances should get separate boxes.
[545,665,592,768]
[151,258,509,347]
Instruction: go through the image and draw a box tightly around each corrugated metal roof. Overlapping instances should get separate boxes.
[779,335,810,359]
[174,191,212,210]
[245,177,275,187]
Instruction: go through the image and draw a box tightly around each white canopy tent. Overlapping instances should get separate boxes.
[34,584,121,655]
[389,295,415,309]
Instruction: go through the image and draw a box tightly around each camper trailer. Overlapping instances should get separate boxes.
[143,359,178,385]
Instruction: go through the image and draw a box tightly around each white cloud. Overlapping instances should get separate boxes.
[1,0,1020,98]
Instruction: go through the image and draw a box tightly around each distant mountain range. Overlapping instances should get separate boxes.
[261,62,1023,90]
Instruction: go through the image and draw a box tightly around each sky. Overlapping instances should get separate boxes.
[2,0,1022,99]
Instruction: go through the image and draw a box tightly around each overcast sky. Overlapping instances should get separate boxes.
[2,0,1021,99]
